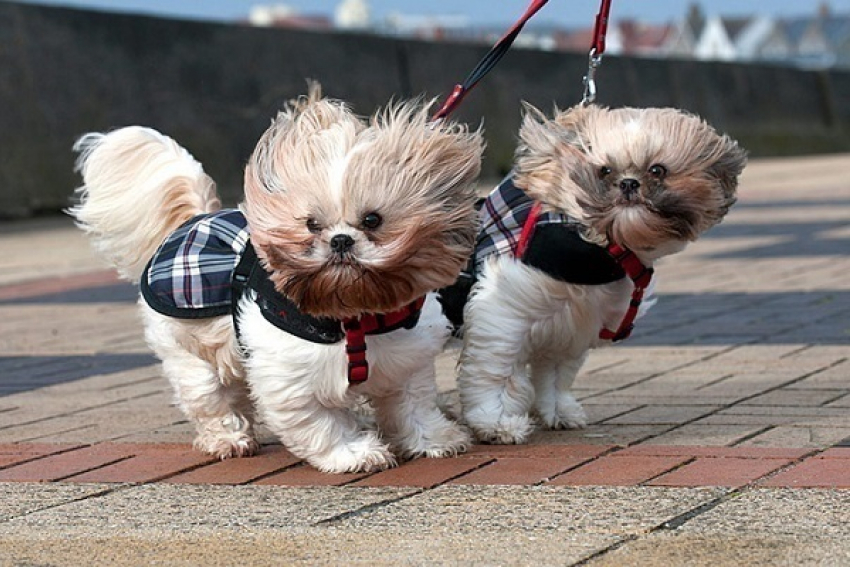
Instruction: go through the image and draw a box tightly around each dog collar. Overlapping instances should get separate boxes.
[519,201,654,343]
[232,241,425,384]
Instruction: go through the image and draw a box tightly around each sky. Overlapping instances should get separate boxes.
[11,0,850,27]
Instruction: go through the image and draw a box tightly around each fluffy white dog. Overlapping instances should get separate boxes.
[456,104,747,444]
[70,86,484,472]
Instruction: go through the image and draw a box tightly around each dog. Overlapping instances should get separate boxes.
[70,85,484,472]
[454,103,747,444]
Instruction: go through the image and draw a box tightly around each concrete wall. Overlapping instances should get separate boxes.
[1,1,849,217]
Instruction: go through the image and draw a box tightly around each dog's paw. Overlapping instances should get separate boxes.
[193,413,259,459]
[467,413,536,445]
[194,432,260,459]
[536,393,588,430]
[309,433,397,474]
[399,420,471,459]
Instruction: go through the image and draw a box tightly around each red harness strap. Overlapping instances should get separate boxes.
[597,244,653,342]
[516,201,653,343]
[342,297,426,384]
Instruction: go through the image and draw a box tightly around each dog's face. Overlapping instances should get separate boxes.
[243,86,483,318]
[514,104,747,254]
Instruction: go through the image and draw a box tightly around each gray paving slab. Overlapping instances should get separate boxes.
[592,489,850,566]
[0,483,722,566]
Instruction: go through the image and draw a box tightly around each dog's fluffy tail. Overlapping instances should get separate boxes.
[69,126,221,283]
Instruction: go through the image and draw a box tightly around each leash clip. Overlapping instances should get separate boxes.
[581,48,602,106]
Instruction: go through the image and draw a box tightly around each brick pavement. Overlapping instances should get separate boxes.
[0,154,848,488]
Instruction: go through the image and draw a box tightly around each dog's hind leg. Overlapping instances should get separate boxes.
[457,311,537,444]
[143,308,259,459]
[161,355,259,459]
[530,353,588,430]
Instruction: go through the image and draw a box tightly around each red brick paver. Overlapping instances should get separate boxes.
[760,448,850,488]
[548,454,692,486]
[646,456,800,488]
[0,443,82,470]
[0,270,119,301]
[164,445,301,485]
[353,455,493,488]
[0,444,134,482]
[448,445,612,485]
[0,443,845,488]
[62,444,217,483]
[253,463,373,486]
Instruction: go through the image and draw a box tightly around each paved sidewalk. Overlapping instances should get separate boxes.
[0,154,848,565]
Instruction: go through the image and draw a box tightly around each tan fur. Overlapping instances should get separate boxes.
[244,90,484,317]
[514,104,747,252]
[70,128,220,282]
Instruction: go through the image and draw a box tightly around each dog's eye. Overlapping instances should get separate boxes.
[648,164,668,178]
[598,166,612,179]
[362,212,383,230]
[306,218,322,234]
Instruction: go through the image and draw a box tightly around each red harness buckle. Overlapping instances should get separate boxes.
[342,297,425,385]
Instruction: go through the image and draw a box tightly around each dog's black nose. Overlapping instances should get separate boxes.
[329,234,355,253]
[619,178,641,195]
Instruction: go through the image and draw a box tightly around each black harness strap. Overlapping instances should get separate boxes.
[231,242,344,344]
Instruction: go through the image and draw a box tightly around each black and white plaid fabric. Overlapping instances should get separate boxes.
[141,209,250,318]
[474,176,578,273]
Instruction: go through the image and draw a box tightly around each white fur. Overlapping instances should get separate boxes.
[457,255,648,445]
[71,125,470,473]
[140,291,467,473]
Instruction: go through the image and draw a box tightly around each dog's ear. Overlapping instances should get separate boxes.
[514,103,595,211]
[709,135,747,215]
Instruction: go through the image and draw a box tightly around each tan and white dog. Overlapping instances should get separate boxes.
[70,86,484,472]
[457,104,747,444]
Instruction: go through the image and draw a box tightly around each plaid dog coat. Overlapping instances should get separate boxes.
[141,210,423,382]
[142,209,250,319]
[439,176,631,332]
[475,176,626,284]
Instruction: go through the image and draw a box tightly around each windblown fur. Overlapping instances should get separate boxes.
[244,89,482,317]
[457,103,747,444]
[70,85,484,472]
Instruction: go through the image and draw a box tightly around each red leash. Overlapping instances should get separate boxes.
[431,0,550,122]
[431,0,614,118]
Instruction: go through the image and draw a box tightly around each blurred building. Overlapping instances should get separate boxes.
[245,1,850,69]
[247,4,332,30]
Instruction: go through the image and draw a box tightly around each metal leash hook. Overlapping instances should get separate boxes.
[581,0,612,106]
[581,48,602,106]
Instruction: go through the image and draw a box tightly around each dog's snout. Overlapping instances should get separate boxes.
[329,234,355,253]
[619,178,641,195]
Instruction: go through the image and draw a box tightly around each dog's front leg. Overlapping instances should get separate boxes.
[254,391,396,474]
[245,357,396,473]
[239,301,396,473]
[371,367,470,460]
